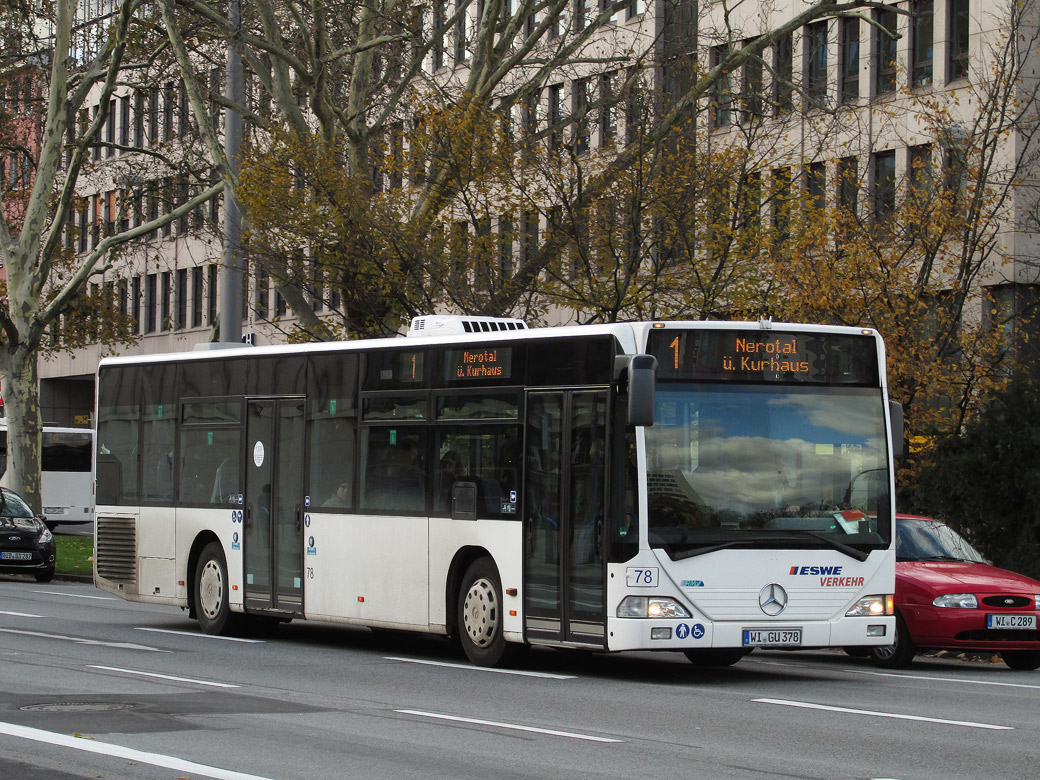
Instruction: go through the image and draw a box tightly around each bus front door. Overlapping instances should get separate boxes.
[524,391,608,647]
[244,398,306,617]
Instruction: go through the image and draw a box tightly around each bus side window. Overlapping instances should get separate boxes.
[96,454,123,505]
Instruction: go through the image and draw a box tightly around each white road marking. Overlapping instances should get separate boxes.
[396,709,623,742]
[0,720,277,780]
[31,590,115,600]
[385,656,576,679]
[0,629,169,653]
[88,665,241,688]
[135,627,264,643]
[841,666,1040,691]
[0,610,43,618]
[755,698,1013,730]
[752,656,1040,691]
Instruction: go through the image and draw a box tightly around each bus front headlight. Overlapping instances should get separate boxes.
[617,596,691,619]
[845,594,893,617]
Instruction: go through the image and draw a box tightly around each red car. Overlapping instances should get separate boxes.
[868,515,1040,670]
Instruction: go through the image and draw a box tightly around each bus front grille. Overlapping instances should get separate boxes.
[96,517,137,585]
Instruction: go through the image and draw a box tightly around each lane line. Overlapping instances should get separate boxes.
[135,627,264,643]
[31,590,115,600]
[752,657,1040,691]
[841,666,1040,691]
[385,656,576,679]
[88,665,241,688]
[0,629,169,653]
[0,720,276,780]
[754,698,1013,730]
[0,611,44,618]
[395,709,622,742]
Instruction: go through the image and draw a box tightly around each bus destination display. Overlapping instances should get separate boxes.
[647,329,879,385]
[446,347,513,380]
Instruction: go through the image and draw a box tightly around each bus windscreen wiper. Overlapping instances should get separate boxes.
[786,530,870,562]
[664,531,869,562]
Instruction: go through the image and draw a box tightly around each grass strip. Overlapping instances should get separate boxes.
[55,535,93,576]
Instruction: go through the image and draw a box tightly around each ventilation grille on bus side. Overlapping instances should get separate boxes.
[96,517,137,585]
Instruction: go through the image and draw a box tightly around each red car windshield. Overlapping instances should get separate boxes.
[895,517,987,563]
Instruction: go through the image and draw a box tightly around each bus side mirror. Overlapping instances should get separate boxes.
[615,355,657,427]
[889,401,904,460]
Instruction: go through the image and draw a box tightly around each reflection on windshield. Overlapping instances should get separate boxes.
[646,384,891,555]
[895,518,986,563]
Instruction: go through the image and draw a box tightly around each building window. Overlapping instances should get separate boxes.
[711,45,732,127]
[548,83,563,152]
[873,150,896,221]
[837,156,859,216]
[432,1,446,70]
[454,3,468,64]
[498,216,513,280]
[255,268,269,319]
[573,78,590,154]
[741,41,763,122]
[132,275,142,333]
[876,7,898,96]
[163,82,174,142]
[599,72,616,146]
[119,95,130,149]
[840,18,859,103]
[805,21,828,107]
[774,33,793,113]
[207,263,218,325]
[161,271,171,330]
[739,173,762,231]
[144,273,157,333]
[805,161,826,211]
[948,0,969,82]
[771,167,791,241]
[909,143,933,198]
[911,0,933,88]
[523,210,539,262]
[573,0,592,32]
[175,268,187,329]
[191,267,203,327]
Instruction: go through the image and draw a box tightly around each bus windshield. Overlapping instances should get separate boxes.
[646,384,891,558]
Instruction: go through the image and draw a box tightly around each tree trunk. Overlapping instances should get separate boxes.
[0,347,43,514]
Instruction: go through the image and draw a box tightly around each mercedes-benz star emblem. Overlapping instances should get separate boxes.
[759,583,788,616]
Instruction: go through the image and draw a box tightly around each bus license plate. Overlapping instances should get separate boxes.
[743,628,802,647]
[987,614,1037,630]
[43,507,64,514]
[0,552,33,560]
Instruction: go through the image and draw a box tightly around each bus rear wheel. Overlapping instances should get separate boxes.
[194,542,237,635]
[458,557,511,667]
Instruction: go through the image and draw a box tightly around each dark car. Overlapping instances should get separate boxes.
[868,515,1040,670]
[0,487,56,583]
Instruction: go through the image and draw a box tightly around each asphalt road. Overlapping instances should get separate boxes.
[0,577,1037,780]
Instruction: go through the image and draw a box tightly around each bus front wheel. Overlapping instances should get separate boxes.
[194,542,236,635]
[457,557,511,667]
[683,649,748,667]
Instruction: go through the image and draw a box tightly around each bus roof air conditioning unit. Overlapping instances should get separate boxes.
[407,315,528,337]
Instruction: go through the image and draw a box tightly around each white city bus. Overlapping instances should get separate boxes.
[93,317,900,666]
[0,423,95,528]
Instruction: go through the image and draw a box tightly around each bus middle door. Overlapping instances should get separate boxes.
[524,391,608,647]
[244,397,306,617]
